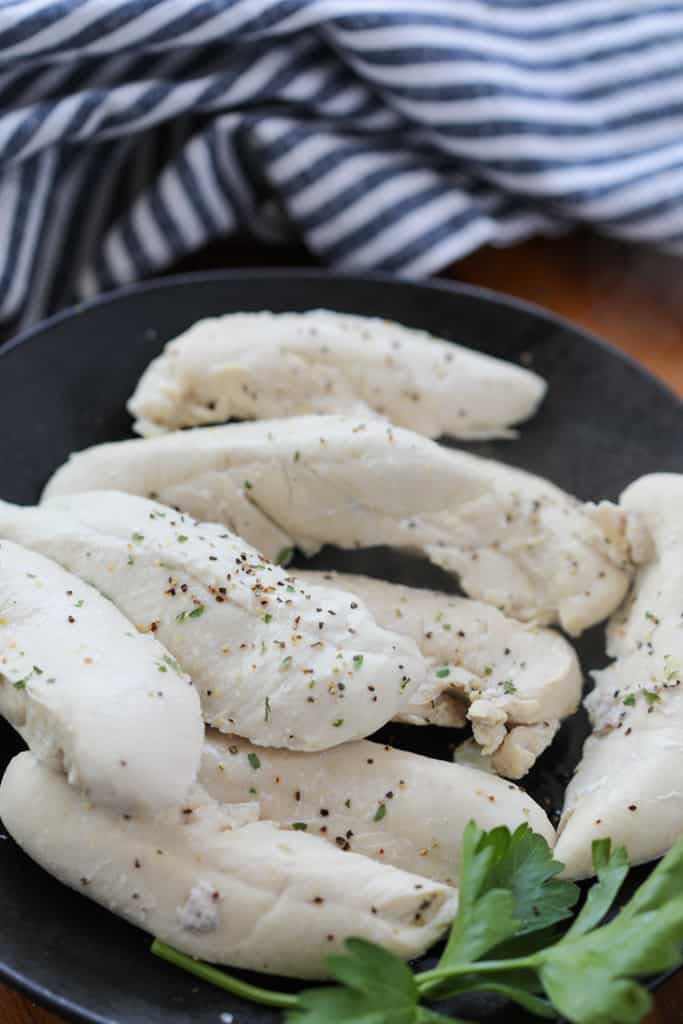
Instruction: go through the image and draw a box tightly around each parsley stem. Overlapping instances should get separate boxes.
[151,940,300,1009]
[416,955,533,992]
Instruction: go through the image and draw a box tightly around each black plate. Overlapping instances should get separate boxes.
[1,270,681,1024]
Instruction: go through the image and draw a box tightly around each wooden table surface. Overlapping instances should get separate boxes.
[4,231,682,1024]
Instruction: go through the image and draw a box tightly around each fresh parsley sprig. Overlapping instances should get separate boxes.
[151,823,683,1023]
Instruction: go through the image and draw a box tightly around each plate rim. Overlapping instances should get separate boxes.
[0,267,680,1024]
[2,267,681,409]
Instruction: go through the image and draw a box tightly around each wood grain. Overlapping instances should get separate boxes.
[450,232,683,397]
[4,231,682,1023]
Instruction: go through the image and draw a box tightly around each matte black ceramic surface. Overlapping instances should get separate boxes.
[0,271,681,1024]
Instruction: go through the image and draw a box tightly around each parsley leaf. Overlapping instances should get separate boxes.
[277,546,294,566]
[536,840,683,1023]
[566,839,629,937]
[425,823,576,1001]
[434,822,577,978]
[289,939,420,1024]
[434,822,518,970]
[486,823,579,939]
[151,826,683,1024]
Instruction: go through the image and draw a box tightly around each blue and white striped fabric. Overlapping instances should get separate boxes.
[2,0,683,333]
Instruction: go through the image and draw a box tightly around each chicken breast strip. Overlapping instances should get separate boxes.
[606,474,683,660]
[298,571,582,778]
[0,540,202,813]
[128,309,546,441]
[0,493,424,752]
[199,733,556,885]
[556,475,683,878]
[43,416,649,635]
[0,752,457,979]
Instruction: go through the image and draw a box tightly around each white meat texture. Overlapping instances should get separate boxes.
[298,571,582,778]
[128,309,546,440]
[0,752,457,979]
[0,493,424,752]
[556,475,683,878]
[199,732,556,885]
[0,540,203,813]
[43,416,648,635]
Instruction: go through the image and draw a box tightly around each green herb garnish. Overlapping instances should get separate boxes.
[276,546,294,566]
[151,826,683,1024]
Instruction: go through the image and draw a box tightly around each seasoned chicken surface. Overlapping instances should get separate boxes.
[128,309,546,441]
[1,752,457,979]
[607,474,683,659]
[0,493,424,751]
[43,416,647,635]
[200,733,556,885]
[298,571,582,778]
[0,540,202,813]
[556,475,683,878]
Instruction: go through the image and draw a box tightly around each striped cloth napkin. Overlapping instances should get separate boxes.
[1,0,682,333]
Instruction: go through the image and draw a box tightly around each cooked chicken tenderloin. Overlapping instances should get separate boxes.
[0,752,457,979]
[298,571,581,777]
[200,733,556,885]
[556,631,683,879]
[607,474,683,658]
[43,416,646,635]
[128,309,546,441]
[556,475,683,878]
[0,493,424,751]
[0,540,202,813]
